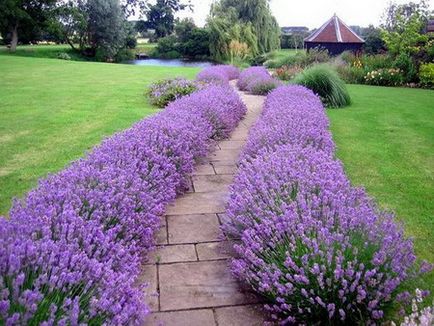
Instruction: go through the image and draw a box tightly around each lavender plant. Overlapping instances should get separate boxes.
[223,85,430,324]
[236,66,281,95]
[147,77,198,108]
[0,84,246,324]
[196,65,240,85]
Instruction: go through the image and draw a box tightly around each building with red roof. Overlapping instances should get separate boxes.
[304,14,365,55]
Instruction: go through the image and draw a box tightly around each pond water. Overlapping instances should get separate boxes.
[123,58,215,68]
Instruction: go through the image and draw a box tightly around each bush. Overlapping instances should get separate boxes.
[393,53,417,83]
[223,85,430,325]
[364,68,404,86]
[274,65,303,81]
[237,67,270,90]
[336,65,366,84]
[419,63,434,88]
[0,83,246,324]
[247,76,281,95]
[147,78,198,108]
[196,65,240,85]
[57,52,71,60]
[293,64,351,108]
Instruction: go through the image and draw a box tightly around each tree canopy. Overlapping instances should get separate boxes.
[207,0,279,61]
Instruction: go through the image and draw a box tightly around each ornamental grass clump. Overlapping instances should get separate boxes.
[196,65,240,85]
[223,85,430,324]
[147,77,198,108]
[0,84,246,324]
[293,64,351,108]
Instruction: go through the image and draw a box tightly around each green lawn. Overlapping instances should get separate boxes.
[328,84,434,296]
[0,44,87,61]
[268,48,303,60]
[0,55,199,215]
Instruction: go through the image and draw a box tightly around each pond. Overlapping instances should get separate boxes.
[123,58,215,68]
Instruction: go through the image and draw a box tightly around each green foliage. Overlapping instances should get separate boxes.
[361,25,386,54]
[266,48,330,69]
[393,52,417,82]
[144,0,191,39]
[364,68,404,86]
[335,65,366,84]
[274,65,303,81]
[207,0,279,61]
[0,0,57,50]
[57,52,71,60]
[419,63,434,88]
[293,64,351,108]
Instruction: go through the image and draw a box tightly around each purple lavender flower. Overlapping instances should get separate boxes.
[0,82,246,324]
[196,65,240,85]
[222,85,428,324]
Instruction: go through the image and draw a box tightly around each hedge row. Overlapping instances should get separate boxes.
[223,85,430,324]
[0,82,246,324]
[236,66,281,95]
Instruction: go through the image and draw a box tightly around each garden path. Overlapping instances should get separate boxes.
[141,84,267,325]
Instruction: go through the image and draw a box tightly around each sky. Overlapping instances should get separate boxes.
[176,0,434,29]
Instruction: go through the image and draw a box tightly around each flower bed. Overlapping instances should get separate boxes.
[0,85,246,324]
[237,66,281,94]
[223,85,430,324]
[196,65,240,85]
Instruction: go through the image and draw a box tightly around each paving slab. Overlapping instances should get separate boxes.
[228,127,250,141]
[159,261,258,311]
[210,149,241,162]
[150,244,197,264]
[213,165,238,175]
[193,163,216,176]
[214,304,267,326]
[192,174,234,193]
[156,217,168,245]
[167,214,220,244]
[165,192,227,215]
[144,309,215,326]
[138,265,159,311]
[219,140,246,150]
[196,241,234,260]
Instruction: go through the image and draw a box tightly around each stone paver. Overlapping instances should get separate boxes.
[159,261,258,311]
[165,192,227,215]
[214,305,266,326]
[167,214,220,244]
[142,83,267,324]
[151,244,197,264]
[192,174,234,193]
[144,309,215,326]
[196,241,233,260]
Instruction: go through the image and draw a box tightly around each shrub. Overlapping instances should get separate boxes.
[336,65,366,84]
[419,63,434,88]
[223,85,430,325]
[293,64,351,108]
[240,86,335,161]
[57,52,71,60]
[237,66,270,90]
[196,65,240,85]
[147,78,198,108]
[247,77,281,95]
[393,53,417,83]
[0,84,246,324]
[364,68,404,87]
[274,65,303,81]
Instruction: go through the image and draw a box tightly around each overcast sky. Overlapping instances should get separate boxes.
[176,0,433,29]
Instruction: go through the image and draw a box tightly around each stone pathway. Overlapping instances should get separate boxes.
[141,87,266,326]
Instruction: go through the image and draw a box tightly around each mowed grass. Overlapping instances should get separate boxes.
[0,44,87,61]
[328,84,434,295]
[0,56,199,214]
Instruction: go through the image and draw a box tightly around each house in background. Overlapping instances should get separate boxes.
[304,14,365,55]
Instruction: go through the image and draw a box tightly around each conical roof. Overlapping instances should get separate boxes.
[305,15,365,43]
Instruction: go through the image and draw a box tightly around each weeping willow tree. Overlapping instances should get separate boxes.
[207,0,279,61]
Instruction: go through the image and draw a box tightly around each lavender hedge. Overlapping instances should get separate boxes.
[236,66,281,95]
[196,65,240,85]
[223,85,430,324]
[0,85,246,324]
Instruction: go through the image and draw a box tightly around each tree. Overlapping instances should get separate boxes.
[144,0,192,39]
[207,0,279,61]
[54,0,128,60]
[380,1,429,55]
[361,25,386,54]
[0,0,56,51]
